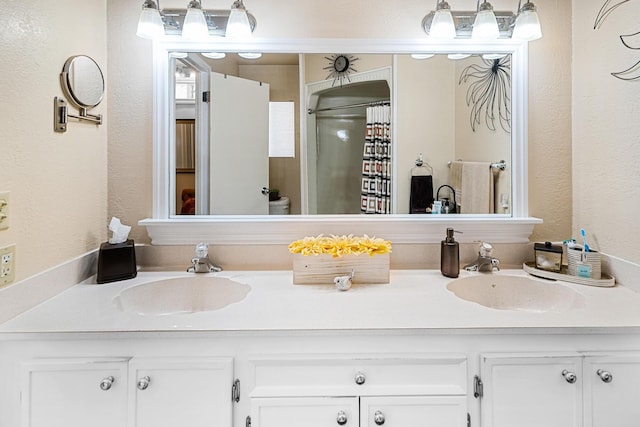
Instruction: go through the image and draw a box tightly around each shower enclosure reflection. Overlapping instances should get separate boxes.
[306,80,391,214]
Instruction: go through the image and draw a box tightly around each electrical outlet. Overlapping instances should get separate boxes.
[0,244,15,286]
[0,191,9,230]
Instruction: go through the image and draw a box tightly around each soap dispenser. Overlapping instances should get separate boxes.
[441,228,459,278]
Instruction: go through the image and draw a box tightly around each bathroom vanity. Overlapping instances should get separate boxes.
[1,270,640,427]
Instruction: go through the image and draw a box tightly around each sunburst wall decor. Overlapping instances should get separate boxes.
[323,54,359,87]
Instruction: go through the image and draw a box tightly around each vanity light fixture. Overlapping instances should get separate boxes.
[225,0,253,40]
[182,0,209,40]
[471,1,500,40]
[421,0,542,40]
[136,0,164,39]
[135,0,257,40]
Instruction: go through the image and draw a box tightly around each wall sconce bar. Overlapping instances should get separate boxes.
[422,10,517,38]
[160,8,256,36]
[54,97,103,133]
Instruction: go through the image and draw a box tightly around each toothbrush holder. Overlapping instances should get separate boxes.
[566,247,601,280]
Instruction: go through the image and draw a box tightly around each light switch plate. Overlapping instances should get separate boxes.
[0,191,9,230]
[0,244,15,286]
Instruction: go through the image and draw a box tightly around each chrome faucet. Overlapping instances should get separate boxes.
[464,242,500,272]
[187,242,222,273]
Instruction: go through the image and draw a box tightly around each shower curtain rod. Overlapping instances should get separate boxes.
[307,100,390,114]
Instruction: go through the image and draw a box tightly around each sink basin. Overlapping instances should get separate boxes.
[114,276,251,315]
[447,275,585,313]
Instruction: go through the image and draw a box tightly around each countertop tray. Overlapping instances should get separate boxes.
[523,262,616,287]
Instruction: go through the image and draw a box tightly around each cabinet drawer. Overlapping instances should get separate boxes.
[252,397,359,427]
[250,354,467,397]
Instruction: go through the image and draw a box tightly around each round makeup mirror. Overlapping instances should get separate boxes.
[60,55,104,109]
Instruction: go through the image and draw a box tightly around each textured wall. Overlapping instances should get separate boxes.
[572,1,640,263]
[107,1,573,253]
[0,0,108,282]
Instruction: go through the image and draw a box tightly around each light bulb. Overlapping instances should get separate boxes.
[472,2,499,40]
[202,52,226,59]
[136,0,164,39]
[483,53,507,60]
[182,0,209,40]
[429,1,456,40]
[411,53,435,60]
[448,53,471,60]
[238,52,262,59]
[226,0,252,40]
[512,2,542,41]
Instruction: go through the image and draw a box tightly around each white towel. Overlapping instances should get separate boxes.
[460,162,494,214]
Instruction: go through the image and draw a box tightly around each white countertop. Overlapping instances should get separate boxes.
[1,269,640,334]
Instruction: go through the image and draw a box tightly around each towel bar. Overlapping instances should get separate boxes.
[447,160,506,171]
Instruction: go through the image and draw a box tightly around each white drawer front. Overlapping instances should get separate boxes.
[249,354,467,397]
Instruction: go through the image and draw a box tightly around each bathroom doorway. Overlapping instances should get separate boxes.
[305,70,391,214]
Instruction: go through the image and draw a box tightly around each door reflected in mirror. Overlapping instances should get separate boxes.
[172,52,511,217]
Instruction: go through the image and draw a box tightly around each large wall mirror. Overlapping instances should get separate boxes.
[140,39,540,245]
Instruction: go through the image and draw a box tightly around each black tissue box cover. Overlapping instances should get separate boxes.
[97,240,137,284]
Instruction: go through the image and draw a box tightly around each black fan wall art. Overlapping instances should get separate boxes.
[458,55,511,133]
[594,0,640,80]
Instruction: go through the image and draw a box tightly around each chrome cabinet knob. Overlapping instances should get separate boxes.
[99,376,115,391]
[336,410,348,425]
[597,369,613,383]
[137,376,151,390]
[374,410,385,425]
[562,370,577,384]
[354,372,366,385]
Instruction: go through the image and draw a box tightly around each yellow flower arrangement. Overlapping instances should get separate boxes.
[288,234,392,258]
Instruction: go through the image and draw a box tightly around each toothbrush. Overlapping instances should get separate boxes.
[580,228,590,252]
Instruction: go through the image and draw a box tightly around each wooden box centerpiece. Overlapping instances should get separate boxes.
[289,235,392,285]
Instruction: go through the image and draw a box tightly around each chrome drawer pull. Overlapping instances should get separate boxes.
[562,370,577,384]
[374,410,385,425]
[597,369,613,383]
[137,376,151,390]
[336,410,348,425]
[99,376,114,391]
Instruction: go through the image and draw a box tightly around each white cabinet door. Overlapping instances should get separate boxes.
[129,357,233,427]
[21,358,128,427]
[361,396,467,427]
[252,397,359,427]
[584,354,640,427]
[481,354,583,427]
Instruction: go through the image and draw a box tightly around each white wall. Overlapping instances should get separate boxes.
[572,1,640,264]
[396,55,455,213]
[0,0,108,282]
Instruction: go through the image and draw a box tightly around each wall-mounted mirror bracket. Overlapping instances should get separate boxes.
[53,96,103,133]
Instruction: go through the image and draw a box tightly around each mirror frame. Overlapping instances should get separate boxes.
[140,37,542,245]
